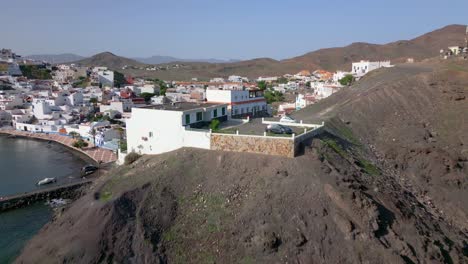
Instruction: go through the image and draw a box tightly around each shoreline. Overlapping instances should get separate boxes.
[0,129,117,165]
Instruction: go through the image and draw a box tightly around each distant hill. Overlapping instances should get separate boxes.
[133,56,240,64]
[24,54,85,64]
[282,24,467,72]
[69,24,467,80]
[73,52,147,69]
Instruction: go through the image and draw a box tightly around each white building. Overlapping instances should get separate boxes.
[97,70,114,87]
[333,71,352,83]
[210,78,225,83]
[0,94,23,110]
[351,60,392,77]
[126,102,228,155]
[100,98,134,113]
[315,85,340,99]
[257,76,278,82]
[295,94,316,110]
[206,89,268,117]
[228,75,248,83]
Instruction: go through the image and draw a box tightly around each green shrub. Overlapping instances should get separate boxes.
[72,139,89,149]
[125,152,141,165]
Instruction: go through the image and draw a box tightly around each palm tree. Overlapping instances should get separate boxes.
[69,131,80,139]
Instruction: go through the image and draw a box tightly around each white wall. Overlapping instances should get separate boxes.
[127,108,185,155]
[182,129,211,149]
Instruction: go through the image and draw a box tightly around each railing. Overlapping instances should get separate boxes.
[262,118,324,128]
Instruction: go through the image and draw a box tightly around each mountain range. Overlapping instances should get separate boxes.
[29,24,467,80]
[24,54,86,64]
[24,53,239,65]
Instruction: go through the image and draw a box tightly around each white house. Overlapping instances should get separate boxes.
[206,88,268,117]
[351,60,392,77]
[0,94,23,110]
[257,76,278,82]
[97,70,114,87]
[228,75,248,83]
[126,102,228,155]
[315,85,340,99]
[333,71,352,83]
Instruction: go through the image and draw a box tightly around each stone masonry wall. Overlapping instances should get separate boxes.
[211,134,295,158]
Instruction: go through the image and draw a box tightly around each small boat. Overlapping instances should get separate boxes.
[37,177,57,186]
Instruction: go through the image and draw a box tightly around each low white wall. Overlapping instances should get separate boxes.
[183,129,211,150]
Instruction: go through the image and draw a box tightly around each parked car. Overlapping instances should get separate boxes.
[81,164,98,176]
[265,124,293,134]
[280,115,297,123]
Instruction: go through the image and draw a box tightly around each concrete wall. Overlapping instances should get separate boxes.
[183,129,211,150]
[127,108,184,155]
[211,134,295,158]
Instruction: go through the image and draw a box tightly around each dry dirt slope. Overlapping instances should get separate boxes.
[294,59,468,231]
[16,61,468,264]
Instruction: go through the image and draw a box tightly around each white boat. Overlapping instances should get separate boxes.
[37,177,57,186]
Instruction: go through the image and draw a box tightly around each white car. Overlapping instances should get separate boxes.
[280,116,297,123]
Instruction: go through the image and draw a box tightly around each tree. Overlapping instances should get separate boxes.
[113,71,127,88]
[257,81,267,90]
[339,74,355,86]
[140,92,156,102]
[89,97,98,105]
[19,65,52,80]
[264,90,284,104]
[209,119,220,131]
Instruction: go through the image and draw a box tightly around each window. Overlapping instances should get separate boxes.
[222,107,226,116]
[185,114,190,124]
[213,109,218,117]
[196,112,203,121]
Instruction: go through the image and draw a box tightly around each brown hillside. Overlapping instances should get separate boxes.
[284,24,467,71]
[74,52,147,69]
[72,25,467,80]
[16,60,468,264]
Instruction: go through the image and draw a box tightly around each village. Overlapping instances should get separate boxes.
[1,37,467,163]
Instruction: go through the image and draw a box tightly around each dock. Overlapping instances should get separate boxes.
[0,180,93,213]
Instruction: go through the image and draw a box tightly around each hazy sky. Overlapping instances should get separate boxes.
[1,0,467,60]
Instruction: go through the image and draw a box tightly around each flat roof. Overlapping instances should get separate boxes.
[139,102,226,112]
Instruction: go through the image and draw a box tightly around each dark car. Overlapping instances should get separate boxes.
[81,165,98,176]
[265,124,293,134]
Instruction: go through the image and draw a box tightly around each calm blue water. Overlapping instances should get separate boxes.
[0,135,87,263]
[0,204,52,264]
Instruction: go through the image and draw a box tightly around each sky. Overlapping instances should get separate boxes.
[1,0,467,60]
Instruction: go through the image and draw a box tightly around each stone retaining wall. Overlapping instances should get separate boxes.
[211,134,295,157]
[0,181,92,212]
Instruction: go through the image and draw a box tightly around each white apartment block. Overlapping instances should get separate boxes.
[206,89,268,117]
[351,60,392,77]
[126,102,228,155]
